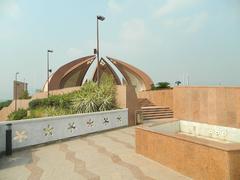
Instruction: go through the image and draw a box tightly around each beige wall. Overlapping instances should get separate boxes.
[126,85,140,126]
[174,87,240,128]
[116,85,127,108]
[116,85,139,126]
[137,89,173,109]
[137,87,240,128]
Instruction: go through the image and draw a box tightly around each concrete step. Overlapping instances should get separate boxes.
[144,116,173,120]
[142,109,173,113]
[142,110,171,113]
[143,113,173,117]
[143,113,174,117]
[141,106,170,109]
[140,105,174,121]
[141,108,171,111]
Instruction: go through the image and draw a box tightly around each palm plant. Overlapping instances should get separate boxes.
[72,75,116,113]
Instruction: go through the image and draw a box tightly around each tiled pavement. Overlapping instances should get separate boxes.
[0,123,191,180]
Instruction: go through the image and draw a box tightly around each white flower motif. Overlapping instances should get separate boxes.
[14,130,27,143]
[43,124,54,136]
[86,119,94,127]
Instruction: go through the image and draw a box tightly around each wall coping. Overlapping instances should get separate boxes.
[174,86,240,89]
[136,119,240,152]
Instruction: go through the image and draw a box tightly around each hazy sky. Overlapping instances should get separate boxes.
[0,0,240,99]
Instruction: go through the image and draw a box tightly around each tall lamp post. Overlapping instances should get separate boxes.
[47,50,53,97]
[96,15,106,86]
[15,72,19,111]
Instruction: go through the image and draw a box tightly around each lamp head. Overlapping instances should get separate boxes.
[48,50,53,53]
[97,15,105,21]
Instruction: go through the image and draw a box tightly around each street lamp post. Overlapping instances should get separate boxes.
[15,72,19,111]
[96,15,105,86]
[47,50,53,97]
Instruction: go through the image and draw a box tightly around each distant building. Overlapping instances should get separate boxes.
[13,81,28,100]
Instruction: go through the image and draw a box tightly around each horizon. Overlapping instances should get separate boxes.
[0,0,240,99]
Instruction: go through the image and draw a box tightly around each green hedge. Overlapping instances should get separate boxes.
[8,109,28,120]
[29,94,72,110]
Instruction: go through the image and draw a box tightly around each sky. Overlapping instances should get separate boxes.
[0,0,240,100]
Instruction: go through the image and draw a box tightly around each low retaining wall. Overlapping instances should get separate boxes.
[136,126,240,180]
[0,109,128,154]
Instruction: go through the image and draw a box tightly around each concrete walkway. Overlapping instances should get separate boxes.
[0,125,191,180]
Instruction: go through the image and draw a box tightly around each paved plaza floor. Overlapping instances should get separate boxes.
[0,120,191,180]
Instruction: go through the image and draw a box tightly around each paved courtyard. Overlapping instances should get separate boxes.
[0,123,191,180]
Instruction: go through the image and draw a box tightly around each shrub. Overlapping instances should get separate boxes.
[28,107,73,118]
[8,109,28,120]
[151,82,171,90]
[27,107,47,118]
[45,107,72,116]
[29,94,72,110]
[29,99,44,109]
[28,75,118,118]
[72,76,117,113]
[157,82,171,88]
[0,100,12,110]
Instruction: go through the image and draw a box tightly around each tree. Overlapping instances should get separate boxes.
[175,81,182,86]
[156,82,171,89]
[151,82,171,90]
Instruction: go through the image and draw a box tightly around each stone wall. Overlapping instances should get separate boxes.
[116,85,139,126]
[137,89,173,109]
[0,109,128,153]
[174,87,240,128]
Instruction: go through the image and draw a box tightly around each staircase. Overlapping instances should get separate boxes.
[141,106,174,120]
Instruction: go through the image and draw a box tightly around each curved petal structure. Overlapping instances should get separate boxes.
[107,57,153,91]
[44,55,96,91]
[92,58,121,85]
